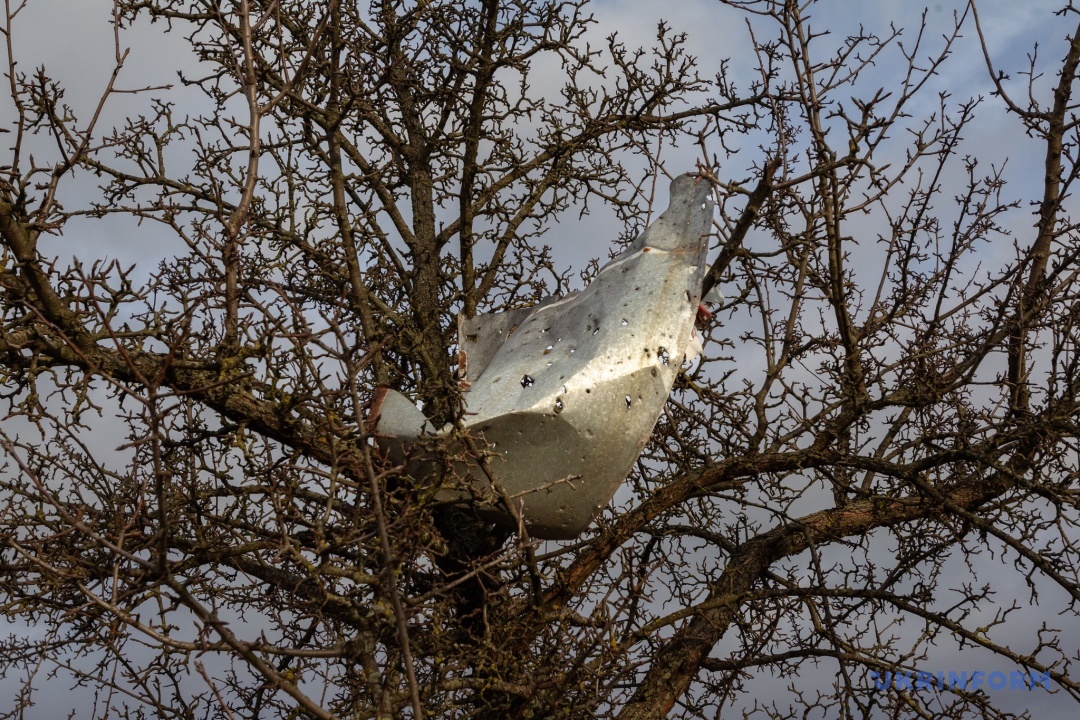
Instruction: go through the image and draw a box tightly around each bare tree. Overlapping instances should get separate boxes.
[2,0,1079,718]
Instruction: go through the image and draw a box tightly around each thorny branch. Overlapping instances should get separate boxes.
[2,2,1080,720]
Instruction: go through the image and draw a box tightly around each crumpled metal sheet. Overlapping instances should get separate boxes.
[372,173,714,539]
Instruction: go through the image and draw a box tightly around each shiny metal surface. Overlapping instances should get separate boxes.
[373,173,714,539]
